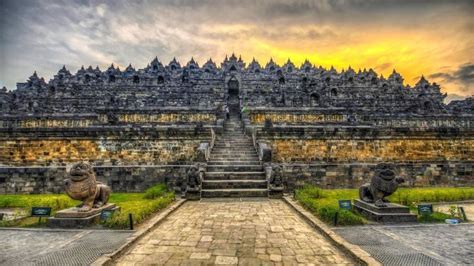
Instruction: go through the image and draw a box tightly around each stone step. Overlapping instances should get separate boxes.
[213,147,253,150]
[211,153,257,157]
[208,160,261,165]
[214,143,253,146]
[211,155,259,161]
[206,165,263,172]
[213,143,254,147]
[211,156,259,161]
[215,139,252,142]
[212,146,254,150]
[216,138,250,141]
[213,150,256,153]
[212,152,258,156]
[201,189,268,198]
[216,139,251,142]
[211,152,258,156]
[216,142,251,144]
[202,180,268,189]
[213,142,252,145]
[213,141,253,144]
[212,148,256,152]
[220,131,247,133]
[204,172,266,180]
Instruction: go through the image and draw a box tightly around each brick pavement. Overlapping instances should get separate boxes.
[0,229,131,266]
[115,199,353,265]
[334,223,474,265]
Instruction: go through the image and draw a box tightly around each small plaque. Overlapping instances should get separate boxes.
[100,209,115,221]
[31,207,52,217]
[418,204,433,216]
[338,200,352,210]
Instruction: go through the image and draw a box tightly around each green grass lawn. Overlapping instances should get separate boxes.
[0,184,175,229]
[295,186,474,226]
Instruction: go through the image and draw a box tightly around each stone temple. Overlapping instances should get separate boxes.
[0,54,472,197]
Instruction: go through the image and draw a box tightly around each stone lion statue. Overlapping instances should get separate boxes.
[268,164,284,191]
[359,163,405,207]
[186,165,202,192]
[185,164,203,200]
[64,162,111,212]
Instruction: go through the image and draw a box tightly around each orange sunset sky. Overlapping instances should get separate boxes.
[1,0,473,102]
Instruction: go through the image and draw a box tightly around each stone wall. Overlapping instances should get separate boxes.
[253,125,473,189]
[250,112,344,124]
[0,139,201,166]
[281,162,472,191]
[247,108,472,129]
[270,139,472,163]
[0,125,216,194]
[0,110,220,128]
[0,165,190,194]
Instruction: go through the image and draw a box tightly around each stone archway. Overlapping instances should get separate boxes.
[227,77,240,113]
[228,77,239,95]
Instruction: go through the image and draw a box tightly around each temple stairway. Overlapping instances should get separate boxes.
[201,112,267,197]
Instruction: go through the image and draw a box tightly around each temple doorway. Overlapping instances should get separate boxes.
[227,77,240,113]
[228,77,239,95]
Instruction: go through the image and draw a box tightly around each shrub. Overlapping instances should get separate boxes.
[295,187,366,226]
[389,187,474,207]
[0,183,176,228]
[0,194,77,212]
[103,192,174,229]
[301,185,324,199]
[295,186,474,226]
[143,183,169,199]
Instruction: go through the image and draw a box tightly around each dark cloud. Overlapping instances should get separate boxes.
[428,72,453,81]
[429,63,474,85]
[454,64,474,83]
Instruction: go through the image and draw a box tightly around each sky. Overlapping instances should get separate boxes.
[0,0,473,102]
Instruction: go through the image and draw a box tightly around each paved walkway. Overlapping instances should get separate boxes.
[334,223,474,265]
[0,228,132,266]
[115,199,353,265]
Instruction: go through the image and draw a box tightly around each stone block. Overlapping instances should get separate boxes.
[257,142,272,162]
[54,203,116,218]
[48,204,119,228]
[354,199,417,223]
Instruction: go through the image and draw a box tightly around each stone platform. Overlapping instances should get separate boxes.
[354,199,417,223]
[48,203,118,228]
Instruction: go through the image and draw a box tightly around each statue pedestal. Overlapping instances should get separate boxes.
[268,187,283,199]
[47,203,118,228]
[185,189,201,200]
[354,200,417,223]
